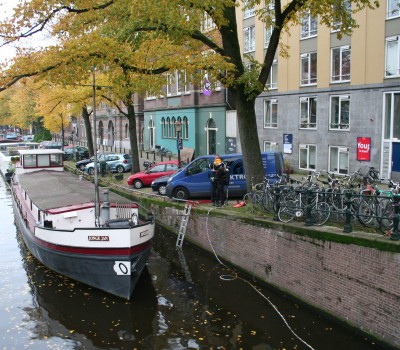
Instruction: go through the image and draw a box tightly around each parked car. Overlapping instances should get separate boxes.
[127,160,179,189]
[151,173,177,195]
[63,146,89,161]
[22,134,35,142]
[84,153,132,175]
[76,153,105,171]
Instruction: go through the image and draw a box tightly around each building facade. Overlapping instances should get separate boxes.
[243,0,400,179]
[74,1,400,179]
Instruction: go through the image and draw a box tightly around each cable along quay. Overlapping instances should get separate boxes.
[0,158,399,349]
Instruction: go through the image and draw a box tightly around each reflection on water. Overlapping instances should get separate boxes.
[0,174,393,350]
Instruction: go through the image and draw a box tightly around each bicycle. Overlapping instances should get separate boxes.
[155,146,172,158]
[242,177,267,213]
[278,186,330,226]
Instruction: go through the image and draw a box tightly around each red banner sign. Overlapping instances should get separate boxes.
[357,137,371,161]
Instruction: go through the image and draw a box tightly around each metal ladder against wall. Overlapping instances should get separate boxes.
[176,201,193,248]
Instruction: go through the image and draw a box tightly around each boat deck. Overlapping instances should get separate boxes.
[16,170,131,211]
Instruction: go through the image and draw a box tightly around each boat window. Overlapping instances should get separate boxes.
[23,154,37,167]
[50,154,63,166]
[38,154,50,167]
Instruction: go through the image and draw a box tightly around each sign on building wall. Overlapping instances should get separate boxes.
[283,134,293,154]
[357,137,371,161]
[226,138,237,154]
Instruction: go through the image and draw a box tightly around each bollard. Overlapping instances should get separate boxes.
[390,194,400,241]
[343,191,353,233]
[305,187,314,226]
[273,187,281,221]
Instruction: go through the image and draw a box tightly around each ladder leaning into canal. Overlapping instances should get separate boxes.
[176,201,193,248]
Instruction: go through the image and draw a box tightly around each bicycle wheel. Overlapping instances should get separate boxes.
[379,203,394,234]
[330,188,346,212]
[357,198,376,226]
[262,189,275,212]
[312,201,330,226]
[278,199,297,223]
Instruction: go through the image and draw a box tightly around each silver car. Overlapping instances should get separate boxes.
[84,153,132,175]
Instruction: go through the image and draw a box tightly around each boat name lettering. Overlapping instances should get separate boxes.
[140,230,149,238]
[88,235,110,241]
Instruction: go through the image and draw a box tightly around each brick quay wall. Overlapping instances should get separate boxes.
[139,198,400,348]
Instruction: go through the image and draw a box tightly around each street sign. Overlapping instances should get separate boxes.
[177,138,183,150]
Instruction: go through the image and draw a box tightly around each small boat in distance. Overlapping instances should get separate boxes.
[10,148,155,299]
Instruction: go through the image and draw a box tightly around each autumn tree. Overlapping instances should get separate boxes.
[0,0,380,186]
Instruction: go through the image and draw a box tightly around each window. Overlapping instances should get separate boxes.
[300,52,317,85]
[243,0,255,18]
[331,46,351,82]
[244,26,255,53]
[299,144,317,170]
[329,146,349,174]
[264,141,279,152]
[266,59,278,90]
[386,36,400,77]
[264,3,275,47]
[166,74,172,96]
[332,0,351,32]
[161,117,166,138]
[300,97,317,129]
[330,95,350,130]
[166,117,171,138]
[387,0,400,18]
[177,71,183,95]
[182,116,189,139]
[301,11,318,39]
[201,12,216,32]
[264,99,278,128]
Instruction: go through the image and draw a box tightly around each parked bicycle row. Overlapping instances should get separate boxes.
[241,167,400,238]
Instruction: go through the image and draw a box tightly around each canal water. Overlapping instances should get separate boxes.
[0,176,390,350]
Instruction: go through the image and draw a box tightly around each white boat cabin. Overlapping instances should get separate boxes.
[17,149,64,174]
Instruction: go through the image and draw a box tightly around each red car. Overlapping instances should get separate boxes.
[127,160,179,189]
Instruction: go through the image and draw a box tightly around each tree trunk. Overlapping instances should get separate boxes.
[82,107,94,156]
[125,100,140,174]
[234,86,264,191]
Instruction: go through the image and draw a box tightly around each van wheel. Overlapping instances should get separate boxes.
[173,187,189,200]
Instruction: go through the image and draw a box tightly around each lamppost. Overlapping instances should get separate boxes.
[175,121,182,167]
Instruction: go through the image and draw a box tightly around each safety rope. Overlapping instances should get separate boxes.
[204,207,316,350]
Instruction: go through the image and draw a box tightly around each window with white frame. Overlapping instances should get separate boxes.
[329,146,349,174]
[300,52,317,85]
[166,73,172,96]
[201,12,216,32]
[386,36,400,77]
[299,144,317,170]
[263,141,279,152]
[264,99,278,128]
[331,46,351,82]
[244,26,256,53]
[300,97,317,129]
[161,117,166,138]
[266,59,278,90]
[332,0,351,32]
[330,95,350,130]
[264,3,275,48]
[387,0,400,18]
[182,116,189,139]
[243,0,255,18]
[301,11,318,39]
[176,71,183,95]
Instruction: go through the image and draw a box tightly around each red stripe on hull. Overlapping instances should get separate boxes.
[28,230,152,256]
